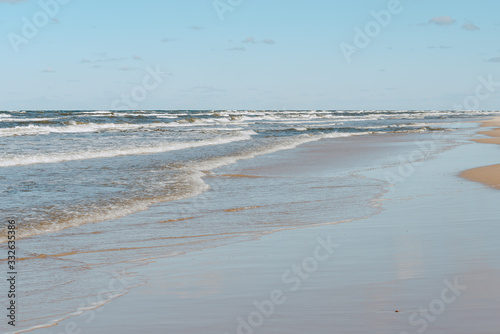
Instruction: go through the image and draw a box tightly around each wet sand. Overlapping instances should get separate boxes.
[460,165,500,190]
[34,121,500,334]
[460,117,500,189]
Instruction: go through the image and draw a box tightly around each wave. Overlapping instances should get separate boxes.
[0,117,58,123]
[81,110,114,114]
[0,119,250,136]
[0,131,257,167]
[191,132,365,171]
[3,110,500,138]
[0,131,367,243]
[0,122,178,136]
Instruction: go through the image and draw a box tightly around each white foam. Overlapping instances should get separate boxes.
[0,131,368,245]
[0,117,57,122]
[0,122,184,136]
[9,275,145,334]
[0,131,257,167]
[82,110,113,114]
[192,132,363,171]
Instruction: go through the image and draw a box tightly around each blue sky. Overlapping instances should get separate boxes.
[1,0,499,110]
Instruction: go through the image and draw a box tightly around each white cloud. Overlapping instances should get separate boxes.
[241,37,275,45]
[429,16,456,25]
[462,23,479,31]
[94,57,127,63]
[41,68,55,73]
[242,37,255,44]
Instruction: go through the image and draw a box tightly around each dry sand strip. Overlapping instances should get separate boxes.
[461,164,500,190]
[479,118,500,127]
[460,117,500,189]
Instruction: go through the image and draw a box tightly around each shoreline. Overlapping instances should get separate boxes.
[460,117,500,190]
[5,131,415,333]
[26,119,500,334]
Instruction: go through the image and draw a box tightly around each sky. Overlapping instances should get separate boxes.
[0,0,499,110]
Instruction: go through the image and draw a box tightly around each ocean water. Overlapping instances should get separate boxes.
[2,109,498,241]
[1,109,499,333]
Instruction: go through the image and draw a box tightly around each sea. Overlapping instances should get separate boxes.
[0,109,499,333]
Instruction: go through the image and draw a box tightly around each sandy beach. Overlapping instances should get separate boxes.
[23,119,500,334]
[2,1,500,333]
[460,117,500,190]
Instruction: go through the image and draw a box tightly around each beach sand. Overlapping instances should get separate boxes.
[477,118,500,127]
[460,117,500,189]
[460,165,500,190]
[33,121,500,334]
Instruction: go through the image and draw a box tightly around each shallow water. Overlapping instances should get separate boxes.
[0,111,499,332]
